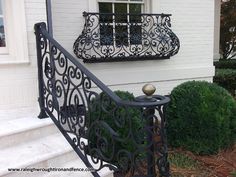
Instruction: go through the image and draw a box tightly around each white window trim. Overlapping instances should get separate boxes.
[0,0,29,65]
[88,0,152,13]
[0,0,8,54]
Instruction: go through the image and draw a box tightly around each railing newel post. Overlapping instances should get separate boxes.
[136,84,171,177]
[35,23,48,119]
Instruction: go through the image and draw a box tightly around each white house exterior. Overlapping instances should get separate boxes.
[0,0,221,177]
[0,0,221,110]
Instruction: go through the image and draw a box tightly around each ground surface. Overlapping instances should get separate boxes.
[114,144,236,177]
[169,144,236,177]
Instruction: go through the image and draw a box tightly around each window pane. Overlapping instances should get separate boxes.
[0,0,2,14]
[130,4,141,13]
[115,3,127,23]
[129,4,141,23]
[100,25,113,45]
[99,3,112,13]
[99,3,113,23]
[115,25,128,46]
[130,25,142,44]
[0,0,5,47]
[0,18,5,47]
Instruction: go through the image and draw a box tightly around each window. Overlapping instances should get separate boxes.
[98,0,144,46]
[0,0,7,53]
[0,0,29,64]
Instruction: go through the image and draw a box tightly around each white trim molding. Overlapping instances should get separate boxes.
[0,0,29,65]
[213,0,221,61]
[89,0,151,13]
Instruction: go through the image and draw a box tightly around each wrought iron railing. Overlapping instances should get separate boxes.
[73,12,180,63]
[35,22,171,177]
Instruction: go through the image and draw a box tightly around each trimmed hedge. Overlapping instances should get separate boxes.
[214,69,236,96]
[87,90,145,168]
[214,59,236,69]
[166,81,236,155]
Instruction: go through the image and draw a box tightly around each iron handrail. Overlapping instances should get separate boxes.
[82,11,172,16]
[38,23,170,107]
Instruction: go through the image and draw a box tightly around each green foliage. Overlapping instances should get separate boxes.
[231,171,236,177]
[214,69,236,96]
[88,90,145,166]
[220,0,236,59]
[166,81,236,155]
[214,59,236,69]
[168,152,199,170]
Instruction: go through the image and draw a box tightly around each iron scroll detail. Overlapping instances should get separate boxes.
[35,22,171,177]
[73,12,180,63]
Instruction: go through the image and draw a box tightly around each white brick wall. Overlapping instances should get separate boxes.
[0,0,217,109]
[51,0,215,95]
[0,0,46,110]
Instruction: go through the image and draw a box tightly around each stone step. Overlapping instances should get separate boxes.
[41,158,114,177]
[0,117,57,149]
[0,133,73,176]
[1,132,113,177]
[0,108,113,177]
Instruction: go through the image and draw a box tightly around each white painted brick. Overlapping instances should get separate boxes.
[0,0,46,109]
[0,0,218,109]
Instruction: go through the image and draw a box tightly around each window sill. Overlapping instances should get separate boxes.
[0,55,30,65]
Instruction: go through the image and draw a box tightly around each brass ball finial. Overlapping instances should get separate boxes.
[142,84,156,98]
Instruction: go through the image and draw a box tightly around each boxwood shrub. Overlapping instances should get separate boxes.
[166,81,236,155]
[214,69,236,96]
[214,59,236,69]
[87,90,145,169]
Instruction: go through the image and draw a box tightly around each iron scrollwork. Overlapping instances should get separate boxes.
[35,22,171,177]
[73,12,180,63]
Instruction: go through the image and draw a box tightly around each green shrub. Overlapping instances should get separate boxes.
[87,90,145,168]
[231,171,236,177]
[214,69,236,96]
[166,81,236,155]
[214,59,236,69]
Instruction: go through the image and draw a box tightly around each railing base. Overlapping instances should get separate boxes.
[38,109,48,119]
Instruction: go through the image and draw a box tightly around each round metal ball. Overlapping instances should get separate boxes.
[142,84,156,97]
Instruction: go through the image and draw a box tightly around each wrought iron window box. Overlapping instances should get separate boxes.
[74,12,180,63]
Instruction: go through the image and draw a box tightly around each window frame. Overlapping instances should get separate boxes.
[0,0,29,65]
[0,0,8,54]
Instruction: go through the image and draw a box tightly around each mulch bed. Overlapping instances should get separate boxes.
[193,144,236,177]
[114,144,236,177]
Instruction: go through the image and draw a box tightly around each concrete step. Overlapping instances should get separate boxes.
[0,108,113,177]
[0,133,73,176]
[0,107,40,121]
[41,158,114,177]
[1,132,113,177]
[0,117,57,149]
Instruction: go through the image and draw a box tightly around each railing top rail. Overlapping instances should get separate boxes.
[37,22,170,107]
[83,11,172,16]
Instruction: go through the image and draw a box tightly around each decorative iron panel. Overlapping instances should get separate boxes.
[35,22,171,177]
[73,12,180,63]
